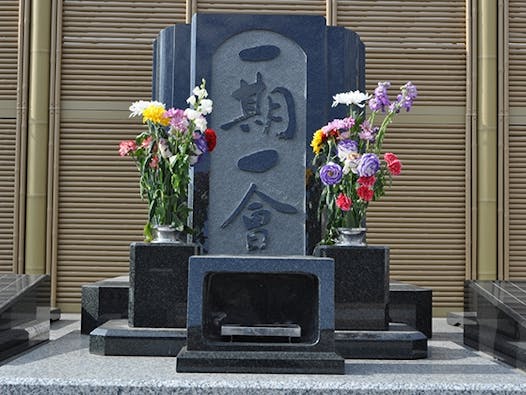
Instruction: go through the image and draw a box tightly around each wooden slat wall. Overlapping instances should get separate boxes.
[0,1,19,273]
[55,1,185,310]
[337,0,467,310]
[508,1,526,279]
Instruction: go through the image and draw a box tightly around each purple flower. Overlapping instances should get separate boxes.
[193,132,208,155]
[369,81,391,112]
[337,139,358,161]
[396,81,418,112]
[321,117,355,133]
[358,121,378,142]
[357,153,380,177]
[165,108,189,132]
[320,162,343,186]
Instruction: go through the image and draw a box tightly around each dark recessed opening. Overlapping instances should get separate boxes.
[203,272,319,344]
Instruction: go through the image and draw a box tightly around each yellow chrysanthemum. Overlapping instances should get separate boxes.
[310,129,325,154]
[142,103,169,126]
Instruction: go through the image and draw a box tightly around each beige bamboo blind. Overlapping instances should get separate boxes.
[195,0,326,15]
[338,0,468,310]
[508,0,526,279]
[55,1,185,310]
[0,1,20,273]
[54,0,469,311]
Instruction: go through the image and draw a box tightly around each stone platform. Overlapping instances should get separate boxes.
[0,316,524,394]
[465,280,526,370]
[0,274,50,362]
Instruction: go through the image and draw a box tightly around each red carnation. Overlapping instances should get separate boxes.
[384,152,398,165]
[204,128,217,152]
[335,193,352,211]
[357,175,376,187]
[387,160,402,176]
[357,185,374,202]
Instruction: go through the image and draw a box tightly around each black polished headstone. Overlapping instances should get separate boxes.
[129,242,200,328]
[0,274,50,362]
[176,255,344,374]
[313,245,389,330]
[464,280,526,370]
[81,276,129,334]
[153,13,365,255]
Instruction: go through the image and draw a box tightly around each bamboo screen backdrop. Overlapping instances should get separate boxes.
[0,0,483,313]
[0,1,19,274]
[508,1,526,279]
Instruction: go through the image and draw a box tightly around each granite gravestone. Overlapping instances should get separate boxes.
[153,13,365,255]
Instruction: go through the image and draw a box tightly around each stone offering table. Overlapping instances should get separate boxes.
[176,255,344,374]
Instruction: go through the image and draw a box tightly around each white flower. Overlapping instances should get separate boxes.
[158,138,173,159]
[332,90,371,108]
[194,116,207,132]
[198,99,213,115]
[343,158,360,175]
[129,100,149,117]
[186,95,196,106]
[193,86,208,99]
[184,108,201,120]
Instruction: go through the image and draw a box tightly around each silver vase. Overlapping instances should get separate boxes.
[336,227,367,246]
[152,225,184,243]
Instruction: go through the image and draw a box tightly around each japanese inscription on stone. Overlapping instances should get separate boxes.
[208,30,307,255]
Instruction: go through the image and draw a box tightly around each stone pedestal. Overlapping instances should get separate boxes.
[390,281,433,338]
[129,242,200,328]
[88,242,200,356]
[313,245,389,330]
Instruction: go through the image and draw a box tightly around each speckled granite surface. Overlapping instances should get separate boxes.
[0,316,524,394]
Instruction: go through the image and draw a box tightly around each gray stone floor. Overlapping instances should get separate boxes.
[0,315,525,394]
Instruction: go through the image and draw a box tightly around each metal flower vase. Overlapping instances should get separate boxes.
[152,225,184,243]
[336,227,367,246]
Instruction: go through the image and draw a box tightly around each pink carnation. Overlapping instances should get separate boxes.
[119,140,137,157]
[149,155,159,169]
[141,136,153,149]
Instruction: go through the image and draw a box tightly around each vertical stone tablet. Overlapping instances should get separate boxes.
[153,14,366,255]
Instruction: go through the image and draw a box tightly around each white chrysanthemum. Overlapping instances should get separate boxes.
[129,100,150,117]
[332,90,371,108]
[198,99,213,115]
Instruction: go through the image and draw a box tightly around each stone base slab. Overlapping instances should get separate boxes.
[176,346,345,374]
[89,319,186,356]
[335,323,427,359]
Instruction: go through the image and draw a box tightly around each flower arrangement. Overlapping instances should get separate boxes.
[311,81,417,244]
[119,80,216,241]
